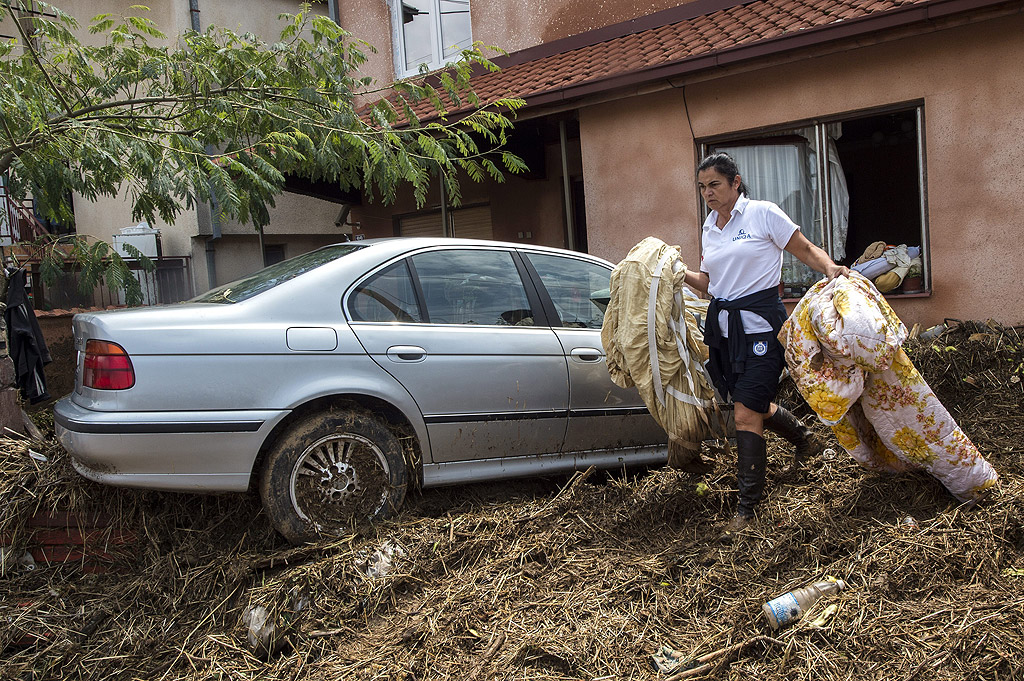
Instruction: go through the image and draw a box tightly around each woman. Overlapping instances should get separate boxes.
[683,152,850,532]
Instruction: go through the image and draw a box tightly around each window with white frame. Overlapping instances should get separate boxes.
[390,0,472,77]
[704,106,927,299]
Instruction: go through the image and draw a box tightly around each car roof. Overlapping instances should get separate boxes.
[191,237,617,313]
[323,237,615,264]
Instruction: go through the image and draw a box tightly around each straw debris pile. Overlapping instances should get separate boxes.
[1,321,1022,680]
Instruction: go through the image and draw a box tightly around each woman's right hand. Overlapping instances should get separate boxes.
[683,268,710,295]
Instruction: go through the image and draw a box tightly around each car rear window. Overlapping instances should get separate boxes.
[192,244,366,303]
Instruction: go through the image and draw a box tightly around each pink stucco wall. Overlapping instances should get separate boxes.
[336,0,395,91]
[580,12,1024,326]
[580,88,701,267]
[336,0,703,87]
[472,0,701,52]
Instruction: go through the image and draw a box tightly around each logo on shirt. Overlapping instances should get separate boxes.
[752,340,768,356]
[732,228,753,242]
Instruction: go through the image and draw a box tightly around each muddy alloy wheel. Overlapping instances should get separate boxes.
[260,409,408,544]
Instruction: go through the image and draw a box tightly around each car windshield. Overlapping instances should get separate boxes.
[192,244,366,304]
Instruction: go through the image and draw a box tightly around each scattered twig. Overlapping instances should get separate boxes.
[465,630,507,681]
[665,635,785,680]
[516,466,596,522]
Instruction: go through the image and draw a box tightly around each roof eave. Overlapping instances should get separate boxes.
[513,0,1019,109]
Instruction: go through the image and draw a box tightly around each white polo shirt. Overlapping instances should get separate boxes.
[700,195,799,336]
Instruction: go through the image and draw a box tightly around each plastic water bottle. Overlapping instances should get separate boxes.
[762,577,847,630]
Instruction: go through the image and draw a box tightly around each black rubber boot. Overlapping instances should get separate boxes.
[764,404,823,466]
[735,430,767,519]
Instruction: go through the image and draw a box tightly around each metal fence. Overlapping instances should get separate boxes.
[29,256,194,311]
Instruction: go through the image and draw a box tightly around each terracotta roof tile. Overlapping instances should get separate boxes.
[390,0,981,120]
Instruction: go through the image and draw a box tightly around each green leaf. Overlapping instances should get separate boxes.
[0,1,519,243]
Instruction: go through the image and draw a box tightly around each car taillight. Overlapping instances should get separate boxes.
[83,340,135,390]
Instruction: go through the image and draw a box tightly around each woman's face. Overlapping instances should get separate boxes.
[697,167,741,213]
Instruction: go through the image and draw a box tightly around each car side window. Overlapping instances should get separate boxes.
[411,249,534,326]
[348,260,423,323]
[526,254,611,329]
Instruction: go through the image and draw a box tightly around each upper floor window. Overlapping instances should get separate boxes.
[703,106,927,299]
[391,0,472,77]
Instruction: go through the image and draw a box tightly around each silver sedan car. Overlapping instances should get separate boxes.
[55,238,667,542]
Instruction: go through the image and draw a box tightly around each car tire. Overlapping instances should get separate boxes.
[260,408,408,544]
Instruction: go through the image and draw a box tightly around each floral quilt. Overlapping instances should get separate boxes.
[779,272,998,502]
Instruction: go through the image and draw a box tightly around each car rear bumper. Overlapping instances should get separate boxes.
[54,397,288,492]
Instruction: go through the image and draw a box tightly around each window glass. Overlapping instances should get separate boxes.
[395,0,472,75]
[193,244,365,304]
[832,111,924,284]
[440,0,472,59]
[399,211,444,237]
[706,107,925,298]
[348,260,423,323]
[526,254,611,329]
[411,249,533,325]
[263,244,286,266]
[400,0,434,71]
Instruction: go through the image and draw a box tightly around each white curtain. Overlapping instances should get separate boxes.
[718,134,820,293]
[717,126,851,295]
[827,133,850,262]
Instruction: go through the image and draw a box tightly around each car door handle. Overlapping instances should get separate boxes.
[569,347,604,362]
[386,345,427,362]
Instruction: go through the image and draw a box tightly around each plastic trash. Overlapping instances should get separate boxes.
[242,587,308,656]
[918,324,947,341]
[0,547,36,576]
[649,644,689,674]
[242,605,276,653]
[762,577,847,630]
[355,540,405,579]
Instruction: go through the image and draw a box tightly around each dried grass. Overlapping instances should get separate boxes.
[1,321,1022,680]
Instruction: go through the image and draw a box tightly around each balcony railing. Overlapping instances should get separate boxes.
[0,184,49,245]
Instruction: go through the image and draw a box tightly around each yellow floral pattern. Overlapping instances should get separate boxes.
[891,348,922,387]
[835,402,912,473]
[779,272,998,502]
[805,386,851,424]
[892,427,938,465]
[831,419,861,451]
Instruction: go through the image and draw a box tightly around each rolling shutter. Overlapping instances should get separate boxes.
[398,205,492,239]
[451,206,492,240]
[399,212,444,237]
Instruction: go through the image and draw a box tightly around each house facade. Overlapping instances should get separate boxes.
[5,0,1023,325]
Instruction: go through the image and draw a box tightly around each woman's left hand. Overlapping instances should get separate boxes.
[825,264,851,281]
[784,231,851,283]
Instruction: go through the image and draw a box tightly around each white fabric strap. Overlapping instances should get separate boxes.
[648,252,673,407]
[650,250,714,413]
[666,384,712,410]
[669,290,698,398]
